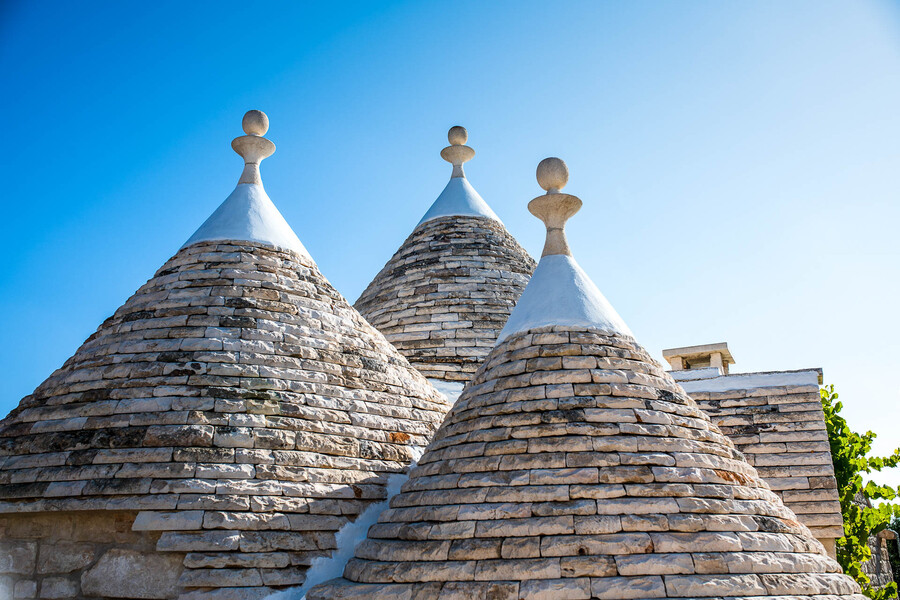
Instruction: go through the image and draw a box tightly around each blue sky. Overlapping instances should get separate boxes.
[2,1,899,480]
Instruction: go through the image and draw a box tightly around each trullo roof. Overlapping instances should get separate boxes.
[307,158,863,600]
[354,127,536,400]
[0,111,451,595]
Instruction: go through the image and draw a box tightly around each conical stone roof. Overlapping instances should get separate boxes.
[354,127,536,400]
[308,159,863,600]
[0,112,451,598]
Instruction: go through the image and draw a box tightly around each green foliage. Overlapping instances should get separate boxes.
[822,384,900,599]
[888,518,900,584]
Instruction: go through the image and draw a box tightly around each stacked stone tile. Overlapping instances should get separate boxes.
[355,127,535,398]
[308,158,864,599]
[0,112,451,600]
[674,367,843,554]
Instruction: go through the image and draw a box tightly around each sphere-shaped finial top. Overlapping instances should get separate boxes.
[440,126,475,172]
[242,110,269,136]
[448,126,468,146]
[536,157,569,193]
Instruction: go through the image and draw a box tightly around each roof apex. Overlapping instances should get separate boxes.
[417,127,502,226]
[497,158,631,343]
[182,110,310,258]
[416,177,500,226]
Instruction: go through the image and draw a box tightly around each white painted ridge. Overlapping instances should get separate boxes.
[497,254,632,343]
[677,369,822,393]
[183,183,311,259]
[417,177,501,226]
[670,367,723,381]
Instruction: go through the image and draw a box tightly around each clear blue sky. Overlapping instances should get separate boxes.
[2,1,898,480]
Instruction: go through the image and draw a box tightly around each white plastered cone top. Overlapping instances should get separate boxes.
[182,109,311,259]
[417,125,501,226]
[498,157,631,343]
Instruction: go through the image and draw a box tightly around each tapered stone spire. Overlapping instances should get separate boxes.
[308,160,864,600]
[355,127,535,400]
[417,126,500,225]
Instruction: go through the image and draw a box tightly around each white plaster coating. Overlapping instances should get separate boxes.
[267,449,425,600]
[182,183,311,259]
[669,366,724,381]
[497,254,632,343]
[428,378,465,403]
[677,369,822,393]
[417,177,501,226]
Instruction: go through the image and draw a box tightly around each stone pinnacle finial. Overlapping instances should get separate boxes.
[536,157,569,193]
[242,110,269,136]
[448,126,467,145]
[232,110,275,185]
[529,157,583,257]
[440,126,475,178]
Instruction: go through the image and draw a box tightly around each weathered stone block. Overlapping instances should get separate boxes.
[143,425,213,447]
[14,580,37,599]
[0,542,37,574]
[178,567,262,588]
[37,542,95,574]
[615,552,694,575]
[436,581,517,600]
[38,577,77,599]
[259,566,306,586]
[157,531,240,552]
[183,552,290,569]
[591,575,664,599]
[473,558,560,581]
[203,511,290,531]
[664,573,767,596]
[81,549,182,598]
[179,586,276,600]
[238,532,318,553]
[519,578,590,599]
[133,510,204,531]
[559,555,616,577]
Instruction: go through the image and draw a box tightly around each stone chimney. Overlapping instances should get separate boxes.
[662,341,735,374]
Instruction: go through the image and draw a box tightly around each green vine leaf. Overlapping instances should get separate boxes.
[822,384,900,598]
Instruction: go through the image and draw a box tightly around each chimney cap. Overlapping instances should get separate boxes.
[663,342,735,369]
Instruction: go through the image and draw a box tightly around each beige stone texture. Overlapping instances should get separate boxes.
[691,380,843,549]
[355,216,535,384]
[81,549,183,598]
[306,326,866,599]
[0,511,181,600]
[0,239,451,598]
